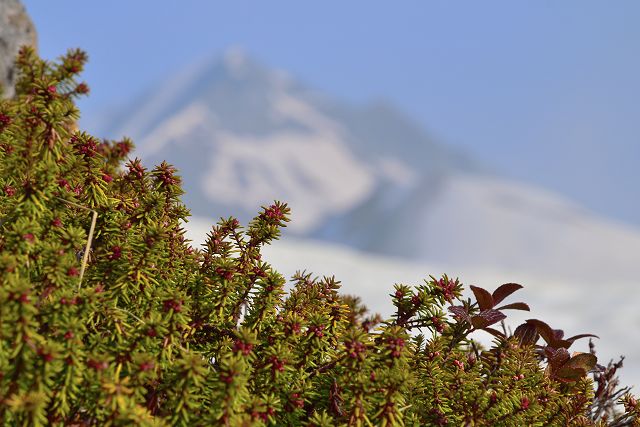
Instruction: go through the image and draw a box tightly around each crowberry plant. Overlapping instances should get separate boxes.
[0,47,637,426]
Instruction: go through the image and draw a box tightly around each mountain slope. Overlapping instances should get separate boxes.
[318,172,640,283]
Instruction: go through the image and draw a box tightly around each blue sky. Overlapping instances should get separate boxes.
[22,1,640,227]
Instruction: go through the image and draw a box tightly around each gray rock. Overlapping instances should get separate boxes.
[0,0,37,98]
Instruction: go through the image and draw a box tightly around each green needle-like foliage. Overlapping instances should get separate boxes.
[0,47,638,426]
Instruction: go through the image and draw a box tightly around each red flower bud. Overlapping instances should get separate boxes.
[163,299,182,313]
[116,141,131,156]
[308,325,324,338]
[253,266,267,278]
[57,178,70,189]
[346,339,367,359]
[109,246,122,260]
[221,372,234,384]
[74,137,97,158]
[387,337,405,358]
[88,359,108,371]
[431,316,444,333]
[128,161,145,178]
[215,267,234,281]
[625,396,638,413]
[61,296,79,306]
[0,113,11,128]
[233,340,254,356]
[268,355,286,373]
[264,204,285,221]
[286,322,301,336]
[139,361,155,372]
[286,393,305,412]
[39,350,54,362]
[75,82,89,94]
[437,277,456,302]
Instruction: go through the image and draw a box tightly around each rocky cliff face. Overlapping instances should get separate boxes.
[0,0,37,98]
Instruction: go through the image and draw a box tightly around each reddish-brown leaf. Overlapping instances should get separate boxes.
[491,283,523,305]
[514,322,538,346]
[526,319,555,346]
[546,347,571,369]
[526,319,572,348]
[483,327,506,339]
[557,339,574,349]
[495,302,530,311]
[555,366,586,382]
[566,333,599,343]
[470,309,506,329]
[470,285,494,311]
[564,353,597,372]
[448,306,471,323]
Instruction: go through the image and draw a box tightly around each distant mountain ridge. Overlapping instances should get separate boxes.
[92,49,640,284]
[94,50,475,230]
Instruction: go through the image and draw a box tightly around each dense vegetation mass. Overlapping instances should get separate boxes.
[0,47,638,426]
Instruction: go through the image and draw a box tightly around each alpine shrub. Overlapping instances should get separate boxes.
[0,47,638,426]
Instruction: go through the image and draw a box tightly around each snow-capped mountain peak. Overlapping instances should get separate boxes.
[92,51,640,284]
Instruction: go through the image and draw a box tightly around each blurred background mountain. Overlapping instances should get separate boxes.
[14,1,640,388]
[92,50,640,285]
